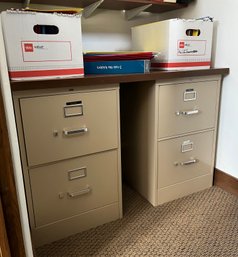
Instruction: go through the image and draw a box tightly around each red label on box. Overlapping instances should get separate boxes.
[24,43,34,52]
[179,41,185,48]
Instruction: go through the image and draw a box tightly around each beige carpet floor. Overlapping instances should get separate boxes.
[35,185,238,257]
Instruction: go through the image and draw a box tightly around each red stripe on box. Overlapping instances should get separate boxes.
[152,61,211,68]
[9,68,84,78]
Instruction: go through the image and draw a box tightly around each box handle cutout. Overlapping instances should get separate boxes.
[33,25,59,34]
[186,29,200,36]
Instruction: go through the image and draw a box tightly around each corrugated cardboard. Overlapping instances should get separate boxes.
[132,18,213,70]
[1,10,84,80]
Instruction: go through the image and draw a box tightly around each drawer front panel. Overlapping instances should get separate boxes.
[30,150,119,227]
[20,89,119,166]
[158,131,214,188]
[158,81,219,138]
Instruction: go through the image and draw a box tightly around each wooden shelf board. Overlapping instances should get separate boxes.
[0,0,187,13]
[10,68,230,91]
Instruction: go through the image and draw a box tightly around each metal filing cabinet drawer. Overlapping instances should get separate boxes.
[158,131,214,188]
[158,80,219,138]
[30,150,119,227]
[20,89,119,166]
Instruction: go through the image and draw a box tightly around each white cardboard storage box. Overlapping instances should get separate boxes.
[132,18,213,70]
[1,10,84,80]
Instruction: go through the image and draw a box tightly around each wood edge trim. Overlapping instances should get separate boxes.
[0,88,26,257]
[0,197,11,257]
[214,168,238,197]
[10,68,229,92]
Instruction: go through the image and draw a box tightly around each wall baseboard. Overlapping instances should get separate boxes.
[214,168,238,197]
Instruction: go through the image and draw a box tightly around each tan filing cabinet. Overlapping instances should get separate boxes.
[13,85,122,246]
[121,76,221,206]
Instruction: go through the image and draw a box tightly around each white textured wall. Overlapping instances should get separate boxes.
[175,1,238,178]
[81,9,180,52]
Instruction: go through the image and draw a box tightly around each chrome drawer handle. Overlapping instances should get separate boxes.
[63,127,88,136]
[180,159,198,166]
[174,159,199,166]
[176,109,200,116]
[68,186,91,198]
